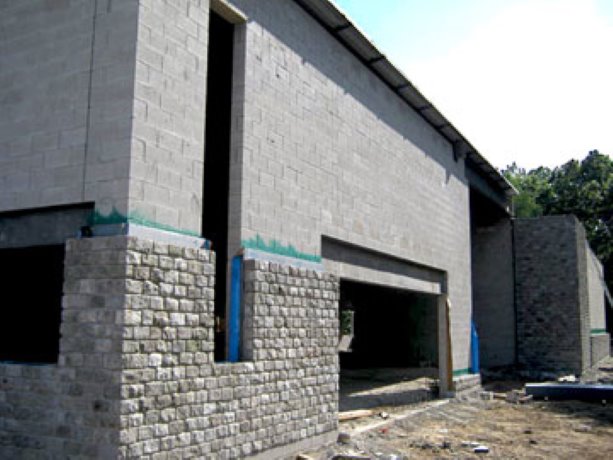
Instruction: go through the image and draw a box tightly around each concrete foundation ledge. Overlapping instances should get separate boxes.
[247,430,337,460]
[453,373,482,399]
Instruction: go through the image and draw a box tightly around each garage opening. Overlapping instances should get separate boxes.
[339,279,439,411]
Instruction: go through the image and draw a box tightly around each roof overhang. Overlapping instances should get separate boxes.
[293,0,518,199]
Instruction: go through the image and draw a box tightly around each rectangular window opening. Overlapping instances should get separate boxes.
[0,245,65,364]
[202,10,236,362]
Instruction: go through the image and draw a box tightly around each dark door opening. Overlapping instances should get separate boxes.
[339,279,439,410]
[202,11,235,362]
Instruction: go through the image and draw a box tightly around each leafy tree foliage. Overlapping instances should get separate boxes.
[502,150,613,292]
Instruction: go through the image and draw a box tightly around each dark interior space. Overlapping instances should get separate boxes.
[339,279,439,410]
[470,187,508,229]
[202,11,235,362]
[340,280,438,370]
[0,245,65,363]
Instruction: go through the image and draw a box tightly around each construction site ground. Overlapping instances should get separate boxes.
[301,357,613,459]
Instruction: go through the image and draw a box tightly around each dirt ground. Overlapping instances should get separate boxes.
[301,358,613,459]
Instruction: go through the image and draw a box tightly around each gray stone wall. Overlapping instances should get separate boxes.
[228,0,474,373]
[0,236,130,458]
[514,216,590,373]
[119,244,338,458]
[471,219,516,368]
[0,236,339,459]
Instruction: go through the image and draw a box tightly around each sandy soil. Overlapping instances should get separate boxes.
[303,399,613,459]
[302,358,613,459]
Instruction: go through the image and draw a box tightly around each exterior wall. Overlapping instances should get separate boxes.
[471,219,516,368]
[586,242,610,364]
[0,237,130,458]
[0,236,338,458]
[514,216,590,373]
[127,0,209,235]
[591,334,610,366]
[120,251,338,458]
[0,0,140,217]
[0,0,95,210]
[587,243,607,333]
[84,0,139,220]
[0,0,210,236]
[228,0,474,373]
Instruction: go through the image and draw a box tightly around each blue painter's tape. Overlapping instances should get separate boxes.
[471,321,480,374]
[228,255,243,363]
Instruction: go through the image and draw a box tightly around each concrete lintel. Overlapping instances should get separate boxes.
[243,248,325,271]
[326,259,442,295]
[211,0,248,24]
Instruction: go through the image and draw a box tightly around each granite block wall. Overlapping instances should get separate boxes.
[0,235,339,459]
[0,236,130,458]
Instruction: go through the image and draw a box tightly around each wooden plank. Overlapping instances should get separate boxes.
[338,409,374,421]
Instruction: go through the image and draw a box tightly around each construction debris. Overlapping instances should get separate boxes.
[295,455,315,460]
[525,383,613,401]
[473,445,490,454]
[339,410,375,422]
[331,455,370,460]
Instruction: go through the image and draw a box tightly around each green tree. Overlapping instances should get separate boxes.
[502,150,613,294]
[502,163,552,218]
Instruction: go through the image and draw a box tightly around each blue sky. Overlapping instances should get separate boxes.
[334,0,613,169]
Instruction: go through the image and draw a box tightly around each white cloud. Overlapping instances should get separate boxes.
[399,0,613,169]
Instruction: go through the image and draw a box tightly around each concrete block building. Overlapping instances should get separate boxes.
[473,215,610,375]
[0,0,608,458]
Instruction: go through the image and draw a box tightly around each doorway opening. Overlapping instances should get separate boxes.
[202,10,235,362]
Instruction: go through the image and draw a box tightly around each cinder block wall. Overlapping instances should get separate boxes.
[514,216,591,373]
[126,0,209,234]
[0,236,338,458]
[0,0,94,210]
[471,219,516,368]
[0,0,138,217]
[586,242,610,364]
[228,0,474,374]
[0,0,210,236]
